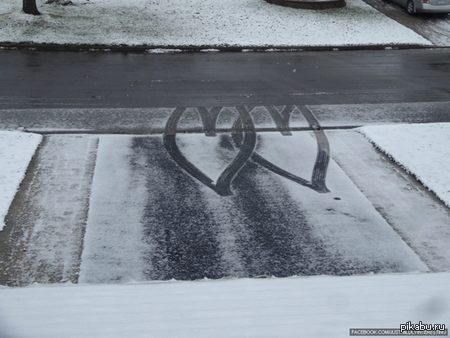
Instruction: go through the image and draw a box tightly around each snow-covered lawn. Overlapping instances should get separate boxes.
[359,123,450,208]
[0,0,432,47]
[0,131,41,231]
[0,272,449,338]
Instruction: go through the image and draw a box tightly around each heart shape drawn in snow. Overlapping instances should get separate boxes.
[163,107,256,196]
[163,105,330,196]
[232,105,330,194]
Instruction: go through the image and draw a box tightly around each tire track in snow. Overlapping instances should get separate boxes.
[79,133,429,283]
[134,137,225,280]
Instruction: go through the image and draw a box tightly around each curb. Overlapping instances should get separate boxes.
[265,0,346,10]
[0,42,445,53]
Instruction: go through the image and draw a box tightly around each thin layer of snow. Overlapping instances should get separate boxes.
[0,272,449,338]
[0,0,432,47]
[0,131,41,231]
[309,102,450,127]
[79,132,427,283]
[79,136,150,283]
[328,130,450,271]
[359,123,450,208]
[6,135,99,285]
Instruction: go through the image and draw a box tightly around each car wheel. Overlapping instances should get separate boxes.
[407,0,415,14]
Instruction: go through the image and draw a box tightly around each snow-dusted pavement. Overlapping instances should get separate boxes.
[361,0,450,46]
[1,104,450,285]
[1,135,98,285]
[79,130,426,283]
[0,104,449,337]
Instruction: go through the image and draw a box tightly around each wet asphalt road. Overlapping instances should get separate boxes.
[0,49,449,111]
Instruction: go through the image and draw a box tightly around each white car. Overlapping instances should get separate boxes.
[391,0,450,13]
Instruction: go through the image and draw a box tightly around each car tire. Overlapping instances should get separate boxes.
[407,0,415,14]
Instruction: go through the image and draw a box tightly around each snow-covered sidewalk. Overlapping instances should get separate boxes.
[0,0,432,47]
